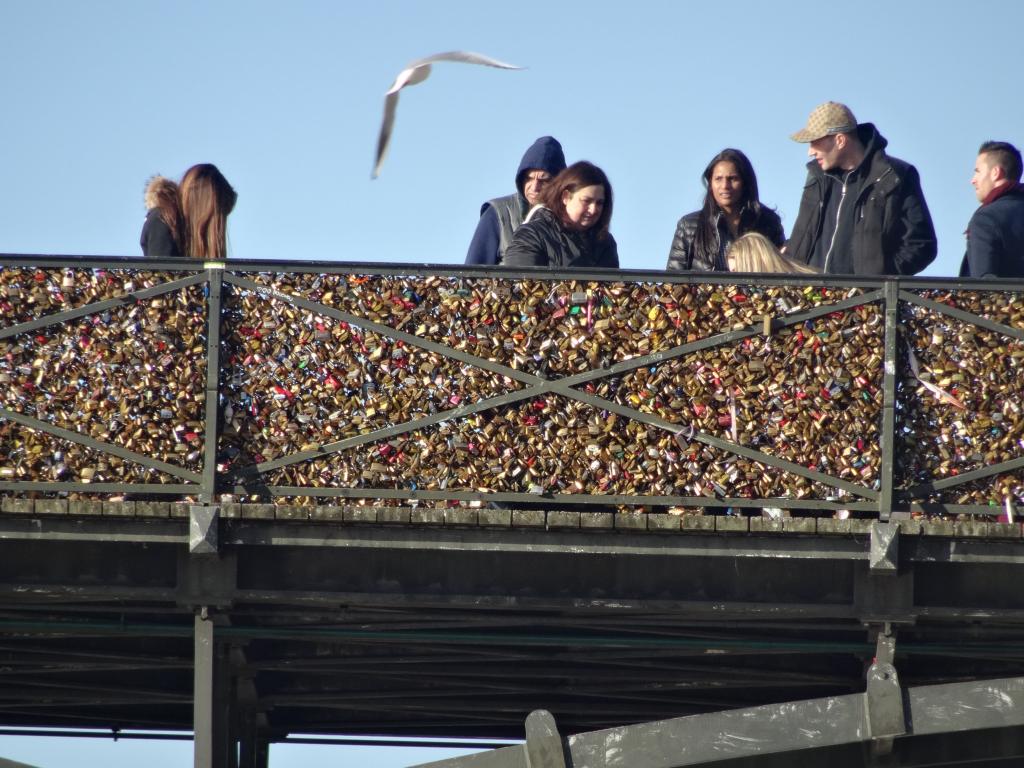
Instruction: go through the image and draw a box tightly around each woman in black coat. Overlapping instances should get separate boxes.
[665,148,784,271]
[140,175,184,257]
[502,161,619,269]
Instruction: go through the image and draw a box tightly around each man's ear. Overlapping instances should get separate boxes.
[992,164,1007,183]
[834,133,848,151]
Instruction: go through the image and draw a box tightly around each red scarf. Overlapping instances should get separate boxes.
[982,181,1020,206]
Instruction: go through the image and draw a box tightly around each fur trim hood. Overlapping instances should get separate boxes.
[144,175,179,210]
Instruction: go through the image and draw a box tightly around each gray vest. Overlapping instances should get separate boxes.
[486,193,527,262]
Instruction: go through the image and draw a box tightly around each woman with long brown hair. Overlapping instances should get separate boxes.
[180,163,237,260]
[502,160,618,268]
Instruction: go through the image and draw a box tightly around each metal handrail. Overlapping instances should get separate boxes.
[2,255,1023,518]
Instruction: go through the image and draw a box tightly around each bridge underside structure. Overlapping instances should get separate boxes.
[2,502,1024,767]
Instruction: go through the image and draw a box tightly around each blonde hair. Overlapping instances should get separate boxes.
[727,233,819,274]
[180,164,237,260]
[143,175,184,251]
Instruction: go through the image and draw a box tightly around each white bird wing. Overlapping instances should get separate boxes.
[385,61,433,96]
[372,51,523,178]
[372,89,403,180]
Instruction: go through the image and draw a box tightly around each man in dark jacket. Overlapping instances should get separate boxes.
[960,141,1024,278]
[785,102,936,275]
[465,136,566,265]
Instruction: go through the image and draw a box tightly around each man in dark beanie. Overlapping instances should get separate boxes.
[465,136,566,265]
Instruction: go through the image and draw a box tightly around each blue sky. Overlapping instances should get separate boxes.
[2,1,1022,276]
[1,0,1023,765]
[0,735,479,768]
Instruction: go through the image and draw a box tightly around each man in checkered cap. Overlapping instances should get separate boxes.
[785,102,936,275]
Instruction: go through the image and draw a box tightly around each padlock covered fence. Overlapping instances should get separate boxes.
[2,255,1024,519]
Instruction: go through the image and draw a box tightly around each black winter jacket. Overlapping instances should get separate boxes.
[959,184,1024,278]
[140,208,181,258]
[666,207,785,271]
[502,208,619,269]
[785,123,936,275]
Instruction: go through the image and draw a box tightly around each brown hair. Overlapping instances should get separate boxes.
[539,160,613,240]
[143,175,184,252]
[727,233,820,274]
[180,164,237,260]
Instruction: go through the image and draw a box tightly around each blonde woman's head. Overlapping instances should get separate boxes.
[726,233,819,274]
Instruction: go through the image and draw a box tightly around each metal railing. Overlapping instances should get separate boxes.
[2,255,1024,518]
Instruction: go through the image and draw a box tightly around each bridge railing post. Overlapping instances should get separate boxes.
[201,265,224,505]
[879,278,899,522]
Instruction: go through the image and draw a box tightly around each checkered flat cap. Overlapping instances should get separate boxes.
[791,102,858,143]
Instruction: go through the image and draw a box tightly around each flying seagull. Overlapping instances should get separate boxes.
[372,51,523,178]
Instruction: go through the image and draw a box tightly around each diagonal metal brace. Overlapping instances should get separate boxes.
[525,710,567,768]
[407,673,1024,768]
[190,505,220,554]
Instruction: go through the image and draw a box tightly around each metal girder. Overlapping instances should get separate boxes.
[409,674,1024,768]
[0,271,208,341]
[238,723,268,768]
[193,609,230,768]
[7,515,1024,571]
[0,517,185,544]
[0,407,201,483]
[176,549,237,610]
[220,523,869,559]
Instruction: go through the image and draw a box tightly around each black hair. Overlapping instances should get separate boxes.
[979,141,1023,183]
[693,149,767,269]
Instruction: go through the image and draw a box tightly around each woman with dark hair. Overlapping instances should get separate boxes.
[502,161,618,268]
[140,175,184,257]
[666,148,784,271]
[180,163,237,260]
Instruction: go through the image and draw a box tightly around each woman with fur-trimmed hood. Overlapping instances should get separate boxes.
[140,175,184,257]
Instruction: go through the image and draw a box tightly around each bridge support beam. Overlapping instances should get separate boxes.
[238,720,269,768]
[194,608,231,768]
